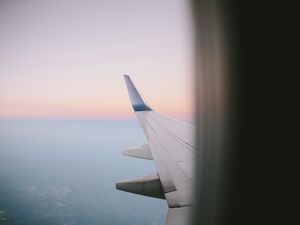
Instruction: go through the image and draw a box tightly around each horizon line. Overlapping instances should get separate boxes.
[0,114,194,123]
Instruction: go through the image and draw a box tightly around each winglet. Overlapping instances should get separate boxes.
[123,75,152,111]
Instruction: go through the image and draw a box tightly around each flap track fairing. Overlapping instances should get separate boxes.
[122,145,153,160]
[116,174,165,199]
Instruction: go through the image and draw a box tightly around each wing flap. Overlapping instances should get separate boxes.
[136,111,195,207]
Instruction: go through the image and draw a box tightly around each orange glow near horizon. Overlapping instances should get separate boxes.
[0,92,193,120]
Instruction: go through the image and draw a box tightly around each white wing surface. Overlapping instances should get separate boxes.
[116,75,195,225]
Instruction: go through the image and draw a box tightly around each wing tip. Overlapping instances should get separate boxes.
[123,75,152,112]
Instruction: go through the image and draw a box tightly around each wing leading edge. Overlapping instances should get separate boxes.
[116,75,195,225]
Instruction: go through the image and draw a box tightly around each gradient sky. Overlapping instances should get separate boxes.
[0,0,194,119]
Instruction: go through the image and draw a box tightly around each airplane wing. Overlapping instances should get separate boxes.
[116,75,195,225]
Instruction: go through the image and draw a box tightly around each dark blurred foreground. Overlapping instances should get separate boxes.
[192,0,284,225]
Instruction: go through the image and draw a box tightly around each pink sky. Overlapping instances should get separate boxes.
[0,0,194,120]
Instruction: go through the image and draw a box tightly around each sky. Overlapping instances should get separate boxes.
[0,0,194,120]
